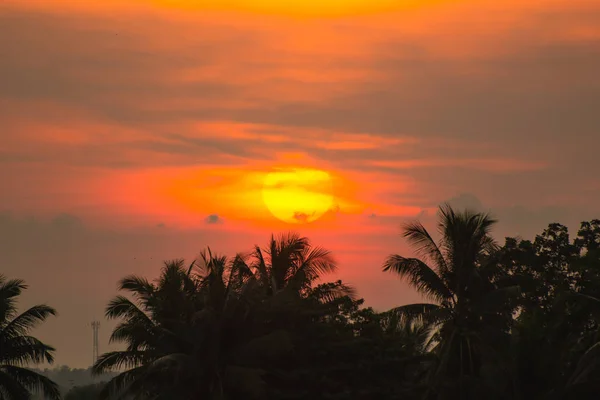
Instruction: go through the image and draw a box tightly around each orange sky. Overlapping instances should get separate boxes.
[1,0,600,367]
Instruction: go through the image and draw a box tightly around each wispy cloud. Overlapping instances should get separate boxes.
[368,158,547,173]
[2,0,598,217]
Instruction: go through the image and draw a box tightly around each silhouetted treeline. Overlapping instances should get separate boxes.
[26,367,117,399]
[2,205,600,399]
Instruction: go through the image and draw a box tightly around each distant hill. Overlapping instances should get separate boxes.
[29,366,118,398]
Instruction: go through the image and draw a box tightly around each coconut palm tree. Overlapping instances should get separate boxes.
[383,204,519,399]
[379,312,436,356]
[94,253,292,400]
[237,232,357,338]
[0,275,60,400]
[245,233,338,296]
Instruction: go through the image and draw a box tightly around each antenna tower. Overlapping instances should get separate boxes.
[91,321,100,365]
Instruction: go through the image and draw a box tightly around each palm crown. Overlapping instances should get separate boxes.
[246,232,338,296]
[383,204,519,398]
[0,275,60,400]
[93,234,348,400]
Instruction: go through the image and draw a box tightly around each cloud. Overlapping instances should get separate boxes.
[205,214,223,224]
[1,3,598,223]
[366,158,547,174]
[1,4,598,178]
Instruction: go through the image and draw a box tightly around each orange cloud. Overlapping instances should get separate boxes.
[369,158,547,173]
[2,0,598,229]
[12,0,457,17]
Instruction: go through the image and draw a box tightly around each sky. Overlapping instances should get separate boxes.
[1,0,599,368]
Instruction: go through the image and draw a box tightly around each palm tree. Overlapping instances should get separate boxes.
[379,312,436,356]
[92,259,202,399]
[383,204,518,399]
[94,253,292,400]
[0,275,60,400]
[238,232,356,336]
[240,232,353,300]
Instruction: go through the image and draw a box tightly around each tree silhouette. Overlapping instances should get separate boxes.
[383,204,519,399]
[501,221,600,399]
[93,253,292,400]
[84,220,600,400]
[0,275,60,400]
[64,382,105,400]
[243,232,343,298]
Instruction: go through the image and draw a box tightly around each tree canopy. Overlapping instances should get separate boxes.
[4,208,600,399]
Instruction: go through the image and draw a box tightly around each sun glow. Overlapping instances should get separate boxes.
[262,168,334,224]
[149,0,430,16]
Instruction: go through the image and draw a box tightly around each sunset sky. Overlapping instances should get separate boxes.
[1,0,599,368]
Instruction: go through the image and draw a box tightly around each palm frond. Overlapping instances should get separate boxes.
[99,366,148,400]
[297,245,337,279]
[0,368,30,400]
[381,312,438,353]
[105,296,153,323]
[118,276,156,302]
[193,250,214,279]
[0,277,26,300]
[109,320,158,349]
[2,305,57,338]
[251,245,270,290]
[308,281,357,303]
[0,277,27,324]
[383,255,453,303]
[92,351,150,375]
[402,221,449,277]
[386,303,447,324]
[0,366,60,400]
[0,336,56,365]
[228,253,254,289]
[567,341,600,386]
[145,353,196,376]
[437,203,497,273]
[186,259,196,277]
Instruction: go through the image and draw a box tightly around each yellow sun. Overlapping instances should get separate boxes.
[262,167,334,224]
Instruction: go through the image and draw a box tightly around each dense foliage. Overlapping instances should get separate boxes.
[29,367,118,400]
[3,206,600,399]
[63,382,106,400]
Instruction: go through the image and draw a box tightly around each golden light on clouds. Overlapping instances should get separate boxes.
[262,168,334,224]
[6,0,448,16]
[149,0,451,16]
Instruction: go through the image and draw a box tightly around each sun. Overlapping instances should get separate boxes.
[262,167,334,224]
